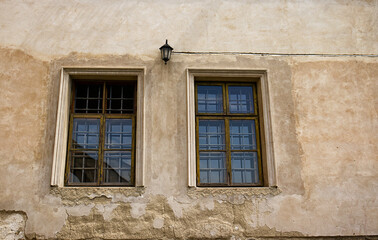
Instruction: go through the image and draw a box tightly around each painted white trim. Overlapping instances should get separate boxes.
[51,67,146,187]
[186,68,276,187]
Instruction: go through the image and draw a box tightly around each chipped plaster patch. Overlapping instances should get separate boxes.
[66,204,94,217]
[130,203,146,218]
[167,196,216,218]
[0,211,26,240]
[111,193,144,203]
[199,196,214,210]
[95,204,118,221]
[167,196,187,218]
[153,217,164,229]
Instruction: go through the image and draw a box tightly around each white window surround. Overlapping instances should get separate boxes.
[186,68,276,187]
[51,67,146,187]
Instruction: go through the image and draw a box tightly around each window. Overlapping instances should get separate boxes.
[66,81,136,186]
[51,68,145,187]
[186,69,276,188]
[195,82,262,186]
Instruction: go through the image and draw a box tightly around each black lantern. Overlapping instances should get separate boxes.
[159,39,173,64]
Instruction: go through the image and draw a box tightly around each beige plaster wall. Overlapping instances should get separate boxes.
[0,0,377,239]
[0,0,377,59]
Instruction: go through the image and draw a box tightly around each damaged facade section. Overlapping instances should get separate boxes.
[0,0,377,239]
[0,211,27,240]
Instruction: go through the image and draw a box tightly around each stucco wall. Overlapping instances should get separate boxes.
[0,0,377,239]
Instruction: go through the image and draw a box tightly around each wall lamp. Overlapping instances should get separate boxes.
[159,39,173,64]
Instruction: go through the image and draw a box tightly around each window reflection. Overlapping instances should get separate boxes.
[199,152,227,184]
[105,119,133,149]
[72,119,100,149]
[230,120,256,150]
[231,152,259,184]
[228,86,254,113]
[198,120,225,150]
[69,151,98,183]
[104,151,132,183]
[197,85,223,113]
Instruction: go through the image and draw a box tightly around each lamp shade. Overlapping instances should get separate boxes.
[159,40,173,64]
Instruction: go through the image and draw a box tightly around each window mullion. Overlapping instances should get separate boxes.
[102,82,106,115]
[225,117,231,186]
[98,114,106,185]
[98,82,107,185]
[224,83,232,186]
[224,83,229,115]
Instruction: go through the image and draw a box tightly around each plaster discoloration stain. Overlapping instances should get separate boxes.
[66,204,94,217]
[153,217,164,229]
[130,202,146,218]
[95,204,119,221]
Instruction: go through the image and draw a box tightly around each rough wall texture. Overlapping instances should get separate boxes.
[0,211,27,240]
[0,0,377,239]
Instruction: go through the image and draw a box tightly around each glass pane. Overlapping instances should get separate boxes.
[228,86,254,113]
[120,170,131,183]
[74,84,103,113]
[107,169,120,182]
[83,170,96,182]
[230,120,257,150]
[104,151,132,183]
[71,170,82,183]
[199,120,225,150]
[105,119,133,149]
[197,85,223,113]
[69,151,98,183]
[106,84,135,114]
[199,152,226,184]
[231,152,259,184]
[72,119,100,149]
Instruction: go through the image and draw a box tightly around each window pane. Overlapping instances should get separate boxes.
[197,85,223,113]
[105,119,133,149]
[104,151,132,183]
[228,86,254,113]
[199,120,225,150]
[231,152,259,184]
[199,152,226,184]
[74,84,103,113]
[106,84,135,114]
[69,151,98,183]
[72,119,100,149]
[230,120,257,150]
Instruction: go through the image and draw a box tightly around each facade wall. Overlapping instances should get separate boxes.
[0,0,377,239]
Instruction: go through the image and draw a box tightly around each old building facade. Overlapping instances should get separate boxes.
[0,0,377,239]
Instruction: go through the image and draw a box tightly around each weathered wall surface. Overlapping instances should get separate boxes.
[0,211,27,240]
[0,0,377,239]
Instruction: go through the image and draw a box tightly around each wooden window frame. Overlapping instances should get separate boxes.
[51,67,146,187]
[65,81,137,186]
[186,69,276,187]
[195,82,263,187]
